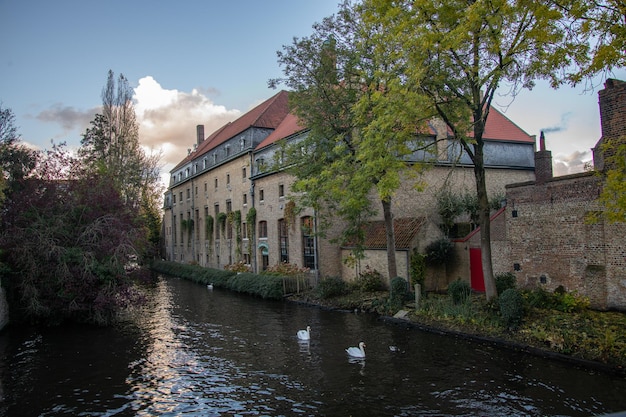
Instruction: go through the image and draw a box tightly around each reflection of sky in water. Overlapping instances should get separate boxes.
[123,280,315,416]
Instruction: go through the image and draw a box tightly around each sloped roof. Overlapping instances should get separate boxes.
[172,90,291,171]
[345,217,426,250]
[480,107,534,143]
[256,113,307,150]
[426,106,534,143]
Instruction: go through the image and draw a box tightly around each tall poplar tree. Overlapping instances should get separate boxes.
[80,70,163,259]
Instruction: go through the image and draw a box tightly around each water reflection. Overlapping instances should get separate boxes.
[0,275,625,416]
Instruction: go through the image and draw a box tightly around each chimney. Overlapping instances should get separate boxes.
[594,79,626,172]
[535,130,553,184]
[196,125,205,146]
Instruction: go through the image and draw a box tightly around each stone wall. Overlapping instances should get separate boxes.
[505,173,626,309]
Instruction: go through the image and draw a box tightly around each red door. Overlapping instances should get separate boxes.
[470,248,485,292]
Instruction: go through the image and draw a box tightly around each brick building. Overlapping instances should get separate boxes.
[163,90,536,286]
[504,79,626,310]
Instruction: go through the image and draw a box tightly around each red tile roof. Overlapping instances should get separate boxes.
[481,107,534,143]
[256,113,307,150]
[345,217,426,249]
[172,90,291,170]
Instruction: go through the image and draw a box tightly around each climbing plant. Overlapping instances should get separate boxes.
[233,210,242,259]
[205,215,214,254]
[284,200,297,230]
[217,212,227,239]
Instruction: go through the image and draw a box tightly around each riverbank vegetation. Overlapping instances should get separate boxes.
[0,72,162,326]
[289,274,626,373]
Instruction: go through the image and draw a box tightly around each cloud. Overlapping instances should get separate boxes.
[133,76,241,168]
[553,149,592,176]
[34,104,99,137]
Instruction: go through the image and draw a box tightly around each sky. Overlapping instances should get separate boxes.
[1,0,625,187]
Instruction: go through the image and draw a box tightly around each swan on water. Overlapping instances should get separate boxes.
[346,342,366,358]
[207,283,214,290]
[297,326,311,340]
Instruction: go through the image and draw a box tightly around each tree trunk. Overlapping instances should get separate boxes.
[382,198,398,282]
[473,144,497,300]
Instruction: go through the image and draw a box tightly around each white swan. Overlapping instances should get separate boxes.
[297,326,311,341]
[207,283,213,290]
[346,342,366,358]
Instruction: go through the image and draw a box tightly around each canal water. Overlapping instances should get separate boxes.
[0,275,625,417]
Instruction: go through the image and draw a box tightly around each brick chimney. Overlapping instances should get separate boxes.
[196,125,205,146]
[534,130,553,184]
[593,79,626,172]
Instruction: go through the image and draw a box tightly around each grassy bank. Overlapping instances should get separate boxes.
[287,287,626,374]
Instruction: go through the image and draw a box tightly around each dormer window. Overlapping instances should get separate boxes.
[212,153,217,164]
[225,145,231,157]
[240,138,245,150]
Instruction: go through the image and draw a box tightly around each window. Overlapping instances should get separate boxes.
[214,178,218,189]
[240,138,245,150]
[179,192,183,202]
[279,219,289,263]
[242,167,246,180]
[204,182,207,192]
[226,173,230,185]
[203,158,207,169]
[243,193,247,205]
[172,194,176,204]
[225,145,231,157]
[302,216,315,269]
[259,189,265,202]
[195,186,198,196]
[278,184,284,198]
[212,152,217,164]
[242,222,247,239]
[186,188,190,199]
[259,221,268,238]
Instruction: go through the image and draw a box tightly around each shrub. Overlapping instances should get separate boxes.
[354,266,383,292]
[523,286,590,313]
[316,276,348,299]
[448,279,471,304]
[499,288,525,327]
[390,276,409,306]
[228,272,283,300]
[262,262,309,277]
[495,272,516,295]
[425,238,454,266]
[224,261,251,273]
[409,249,426,291]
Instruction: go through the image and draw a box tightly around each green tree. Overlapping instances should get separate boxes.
[555,0,626,84]
[362,0,577,300]
[272,1,429,280]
